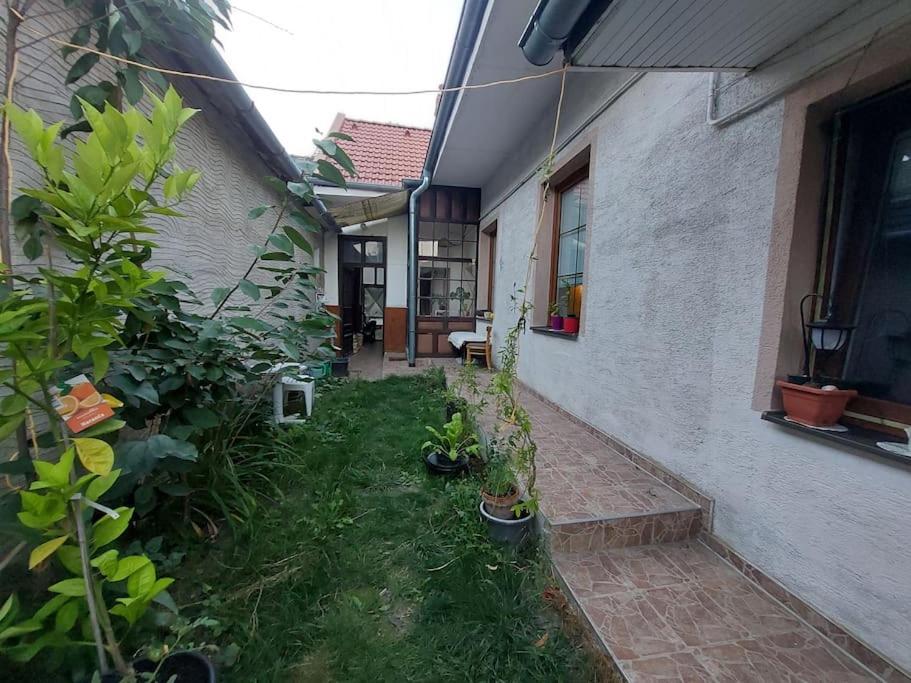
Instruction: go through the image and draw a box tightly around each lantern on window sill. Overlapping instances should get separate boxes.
[799,293,854,383]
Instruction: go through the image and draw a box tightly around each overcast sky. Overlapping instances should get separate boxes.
[216,0,463,156]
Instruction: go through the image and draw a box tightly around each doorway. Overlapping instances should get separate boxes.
[338,236,386,356]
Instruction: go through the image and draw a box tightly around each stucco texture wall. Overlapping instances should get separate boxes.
[485,71,911,670]
[1,9,293,307]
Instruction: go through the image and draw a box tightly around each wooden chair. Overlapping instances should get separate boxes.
[465,325,492,368]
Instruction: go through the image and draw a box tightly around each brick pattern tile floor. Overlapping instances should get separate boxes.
[554,542,876,682]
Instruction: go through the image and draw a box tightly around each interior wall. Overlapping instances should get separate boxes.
[482,66,911,673]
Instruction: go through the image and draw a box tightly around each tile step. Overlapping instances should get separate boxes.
[552,540,879,682]
[546,508,702,553]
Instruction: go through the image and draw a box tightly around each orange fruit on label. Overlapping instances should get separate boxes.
[79,392,102,409]
[58,395,79,417]
[70,382,96,400]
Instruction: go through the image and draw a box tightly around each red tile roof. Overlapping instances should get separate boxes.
[325,115,430,187]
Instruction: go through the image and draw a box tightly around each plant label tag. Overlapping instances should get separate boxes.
[51,374,114,434]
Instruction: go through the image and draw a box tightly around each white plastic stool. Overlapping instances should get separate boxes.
[270,363,314,425]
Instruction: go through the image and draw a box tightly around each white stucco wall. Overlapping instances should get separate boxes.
[483,70,911,671]
[2,9,305,307]
[321,214,408,308]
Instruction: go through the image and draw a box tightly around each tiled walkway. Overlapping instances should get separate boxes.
[460,369,882,682]
[554,543,873,681]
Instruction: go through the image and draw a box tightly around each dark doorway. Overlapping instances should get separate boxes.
[338,236,386,356]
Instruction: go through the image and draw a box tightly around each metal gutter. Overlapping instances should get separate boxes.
[519,0,593,66]
[407,0,489,365]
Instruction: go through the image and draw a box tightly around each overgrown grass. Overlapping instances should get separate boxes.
[173,372,597,682]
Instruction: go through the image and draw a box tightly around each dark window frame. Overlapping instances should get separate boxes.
[813,83,911,433]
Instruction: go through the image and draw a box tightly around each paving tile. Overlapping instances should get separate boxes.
[553,542,878,682]
[694,631,874,682]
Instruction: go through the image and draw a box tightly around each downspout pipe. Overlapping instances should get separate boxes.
[407,0,489,366]
[407,174,430,366]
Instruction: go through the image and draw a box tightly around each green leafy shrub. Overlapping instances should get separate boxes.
[0,88,198,675]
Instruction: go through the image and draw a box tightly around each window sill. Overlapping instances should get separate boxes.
[530,326,578,340]
[761,411,910,468]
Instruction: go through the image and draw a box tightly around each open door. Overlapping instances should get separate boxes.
[338,236,386,356]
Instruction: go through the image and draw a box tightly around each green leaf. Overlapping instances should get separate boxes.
[118,436,198,476]
[211,287,230,306]
[127,562,156,597]
[182,406,219,429]
[29,536,69,569]
[328,131,354,141]
[74,438,114,476]
[22,236,43,261]
[238,279,260,301]
[85,469,121,501]
[65,53,100,84]
[229,316,272,332]
[90,549,119,578]
[0,595,16,625]
[48,578,87,597]
[267,233,294,254]
[110,555,150,582]
[33,448,74,488]
[54,601,79,633]
[290,210,321,232]
[62,25,91,58]
[10,195,41,221]
[92,348,109,381]
[33,595,69,622]
[118,68,143,105]
[0,414,25,442]
[286,182,312,200]
[92,507,133,549]
[315,159,347,188]
[79,419,125,438]
[248,205,272,219]
[153,590,179,614]
[0,393,27,417]
[260,251,292,261]
[56,546,82,575]
[283,226,314,255]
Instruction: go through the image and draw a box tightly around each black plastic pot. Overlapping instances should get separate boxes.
[424,451,469,475]
[99,652,216,683]
[331,357,350,377]
[479,501,535,545]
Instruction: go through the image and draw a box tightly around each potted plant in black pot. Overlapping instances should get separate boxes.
[470,299,540,546]
[422,412,479,475]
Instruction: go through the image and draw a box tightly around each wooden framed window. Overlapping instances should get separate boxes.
[550,169,589,320]
[485,222,497,311]
[815,84,911,431]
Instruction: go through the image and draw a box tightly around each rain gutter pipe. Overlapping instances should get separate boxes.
[519,0,592,66]
[407,0,489,366]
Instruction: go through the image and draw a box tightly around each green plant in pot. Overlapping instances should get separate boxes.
[479,442,520,520]
[422,412,479,474]
[547,301,563,330]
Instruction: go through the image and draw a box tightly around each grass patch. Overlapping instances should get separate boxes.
[172,372,598,681]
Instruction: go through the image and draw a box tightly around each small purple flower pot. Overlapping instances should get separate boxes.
[549,315,563,330]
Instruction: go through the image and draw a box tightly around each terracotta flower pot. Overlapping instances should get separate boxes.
[563,316,579,334]
[481,486,520,520]
[776,380,857,428]
[549,315,563,330]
